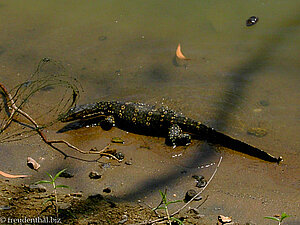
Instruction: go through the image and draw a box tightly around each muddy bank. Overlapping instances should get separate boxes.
[0,179,219,224]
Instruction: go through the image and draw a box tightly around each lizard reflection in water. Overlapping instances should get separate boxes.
[59,101,282,163]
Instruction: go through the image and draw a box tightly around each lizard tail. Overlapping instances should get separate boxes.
[201,126,282,163]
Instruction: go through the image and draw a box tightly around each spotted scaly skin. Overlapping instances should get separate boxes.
[60,101,282,163]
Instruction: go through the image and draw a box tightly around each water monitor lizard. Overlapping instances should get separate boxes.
[59,100,282,163]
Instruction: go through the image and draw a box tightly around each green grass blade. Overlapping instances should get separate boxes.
[46,172,54,180]
[53,168,67,181]
[280,213,291,222]
[35,180,52,184]
[156,206,166,210]
[166,200,182,206]
[159,190,167,203]
[264,216,280,221]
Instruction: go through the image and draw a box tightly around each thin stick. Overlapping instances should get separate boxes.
[172,156,222,216]
[196,195,209,209]
[0,82,121,162]
[0,82,17,131]
[140,156,223,225]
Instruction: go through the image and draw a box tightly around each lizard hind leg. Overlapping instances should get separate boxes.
[165,124,191,148]
[100,115,115,130]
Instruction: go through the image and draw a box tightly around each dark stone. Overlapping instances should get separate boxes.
[114,152,125,160]
[89,171,102,179]
[192,175,204,181]
[246,16,259,26]
[184,189,201,202]
[59,171,74,178]
[196,179,207,188]
[103,187,111,193]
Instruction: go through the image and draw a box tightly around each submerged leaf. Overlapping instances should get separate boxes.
[111,137,124,144]
[35,180,52,184]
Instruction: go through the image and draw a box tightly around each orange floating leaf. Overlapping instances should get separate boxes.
[176,43,191,60]
[0,170,30,178]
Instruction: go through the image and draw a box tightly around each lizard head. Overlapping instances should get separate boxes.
[59,103,99,122]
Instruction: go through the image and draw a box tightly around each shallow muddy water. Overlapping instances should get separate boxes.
[0,1,299,224]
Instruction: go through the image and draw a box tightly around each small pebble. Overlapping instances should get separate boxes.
[28,184,47,193]
[118,215,128,224]
[70,192,83,197]
[125,161,132,165]
[253,108,262,113]
[89,171,102,179]
[99,163,111,169]
[27,157,40,171]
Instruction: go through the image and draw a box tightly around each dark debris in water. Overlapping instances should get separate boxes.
[246,16,259,26]
[89,171,102,179]
[59,170,74,178]
[259,100,270,107]
[247,127,268,137]
[98,35,107,41]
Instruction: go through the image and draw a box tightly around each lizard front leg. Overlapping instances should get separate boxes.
[100,115,115,130]
[165,124,191,147]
